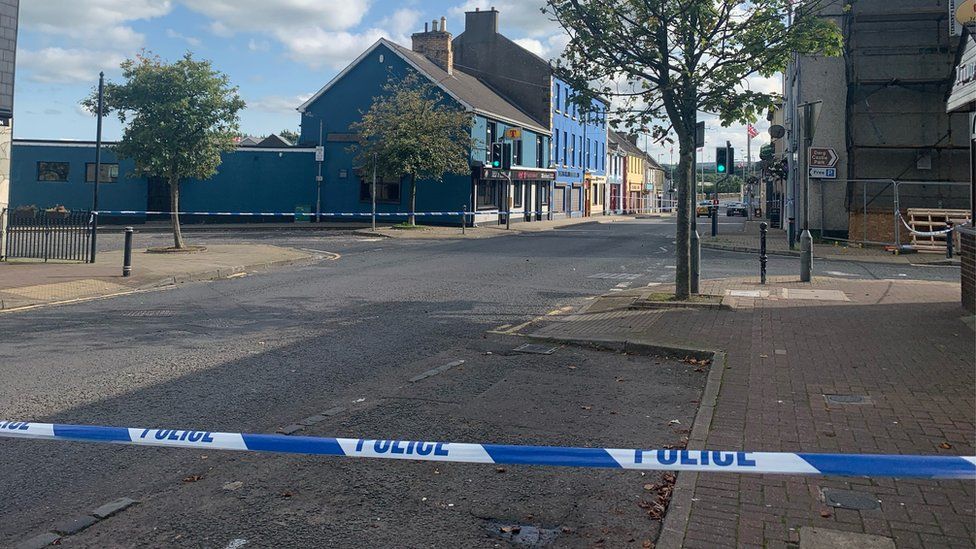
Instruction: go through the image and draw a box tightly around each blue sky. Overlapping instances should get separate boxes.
[15,0,773,164]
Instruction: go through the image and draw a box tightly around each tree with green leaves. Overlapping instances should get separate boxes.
[350,73,473,226]
[279,129,300,145]
[545,0,842,298]
[83,52,246,249]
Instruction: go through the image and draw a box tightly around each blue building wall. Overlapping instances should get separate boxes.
[9,141,317,219]
[10,143,145,212]
[551,77,607,216]
[299,41,550,219]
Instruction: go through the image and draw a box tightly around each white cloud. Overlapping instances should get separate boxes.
[183,0,371,35]
[449,1,556,38]
[275,27,387,70]
[19,1,171,87]
[248,93,314,114]
[21,0,171,44]
[19,48,126,84]
[380,9,421,39]
[248,39,271,52]
[166,28,201,47]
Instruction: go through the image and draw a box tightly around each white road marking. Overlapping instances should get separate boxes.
[825,271,855,277]
[615,282,632,288]
[224,539,248,549]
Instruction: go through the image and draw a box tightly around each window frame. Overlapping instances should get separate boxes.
[513,182,524,208]
[37,161,70,182]
[85,162,120,183]
[359,176,402,204]
[476,180,500,210]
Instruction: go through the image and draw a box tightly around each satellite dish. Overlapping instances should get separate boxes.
[768,125,786,139]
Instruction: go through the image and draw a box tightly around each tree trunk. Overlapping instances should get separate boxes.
[169,176,185,249]
[409,174,417,227]
[674,135,695,300]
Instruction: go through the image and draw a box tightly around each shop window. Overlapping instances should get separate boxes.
[476,180,500,210]
[513,182,523,208]
[85,163,119,183]
[536,136,544,168]
[360,177,401,203]
[37,161,69,182]
[541,185,550,205]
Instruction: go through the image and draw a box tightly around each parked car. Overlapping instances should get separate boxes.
[696,201,718,217]
[726,202,749,217]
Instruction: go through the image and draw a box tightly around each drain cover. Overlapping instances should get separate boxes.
[823,488,880,510]
[824,394,873,405]
[487,523,560,547]
[513,343,557,355]
[120,310,177,317]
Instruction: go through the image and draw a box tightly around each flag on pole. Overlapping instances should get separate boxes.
[747,124,759,139]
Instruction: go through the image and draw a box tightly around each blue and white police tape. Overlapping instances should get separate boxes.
[93,210,549,217]
[896,212,971,237]
[1,421,973,479]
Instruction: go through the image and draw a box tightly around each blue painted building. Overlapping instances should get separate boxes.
[452,8,608,218]
[298,20,553,225]
[551,78,608,217]
[9,139,316,222]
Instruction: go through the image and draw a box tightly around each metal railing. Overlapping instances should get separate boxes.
[2,209,95,262]
[837,179,971,249]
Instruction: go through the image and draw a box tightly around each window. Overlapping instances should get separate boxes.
[553,132,559,166]
[476,181,500,210]
[514,139,523,167]
[570,134,576,166]
[586,139,591,169]
[555,83,561,111]
[564,89,570,117]
[562,131,567,166]
[37,161,69,182]
[486,121,497,159]
[541,185,549,205]
[360,177,401,203]
[85,163,119,183]
[513,182,523,208]
[536,136,544,168]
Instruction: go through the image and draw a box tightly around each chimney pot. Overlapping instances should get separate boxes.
[440,16,447,32]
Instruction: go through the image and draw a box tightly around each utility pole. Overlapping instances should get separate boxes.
[89,71,104,263]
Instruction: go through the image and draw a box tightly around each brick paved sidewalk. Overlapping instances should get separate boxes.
[702,220,956,266]
[530,277,975,548]
[0,244,313,311]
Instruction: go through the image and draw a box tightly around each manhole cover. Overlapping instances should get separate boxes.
[486,523,560,547]
[824,394,873,405]
[120,310,177,317]
[823,488,880,510]
[513,343,557,355]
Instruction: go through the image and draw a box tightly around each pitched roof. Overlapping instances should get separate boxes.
[258,134,293,147]
[608,130,643,157]
[299,38,549,135]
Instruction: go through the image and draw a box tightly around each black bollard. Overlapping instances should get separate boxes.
[946,221,953,259]
[462,205,467,235]
[122,227,133,277]
[711,206,718,237]
[760,222,768,285]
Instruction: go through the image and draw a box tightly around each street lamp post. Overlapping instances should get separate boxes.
[90,71,104,263]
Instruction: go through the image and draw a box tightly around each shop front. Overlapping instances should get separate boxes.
[475,166,556,225]
[586,174,607,216]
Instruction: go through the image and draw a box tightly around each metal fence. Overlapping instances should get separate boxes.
[2,209,95,262]
[835,180,971,248]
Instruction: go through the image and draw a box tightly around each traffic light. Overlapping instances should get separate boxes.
[490,143,503,168]
[715,146,728,174]
[715,143,735,175]
[501,142,513,170]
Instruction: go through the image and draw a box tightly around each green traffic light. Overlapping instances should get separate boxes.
[717,165,726,173]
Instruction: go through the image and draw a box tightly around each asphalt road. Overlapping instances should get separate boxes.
[0,218,960,547]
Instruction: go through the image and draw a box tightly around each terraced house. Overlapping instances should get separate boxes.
[452,8,608,219]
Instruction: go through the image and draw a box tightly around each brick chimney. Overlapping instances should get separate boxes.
[412,16,453,75]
